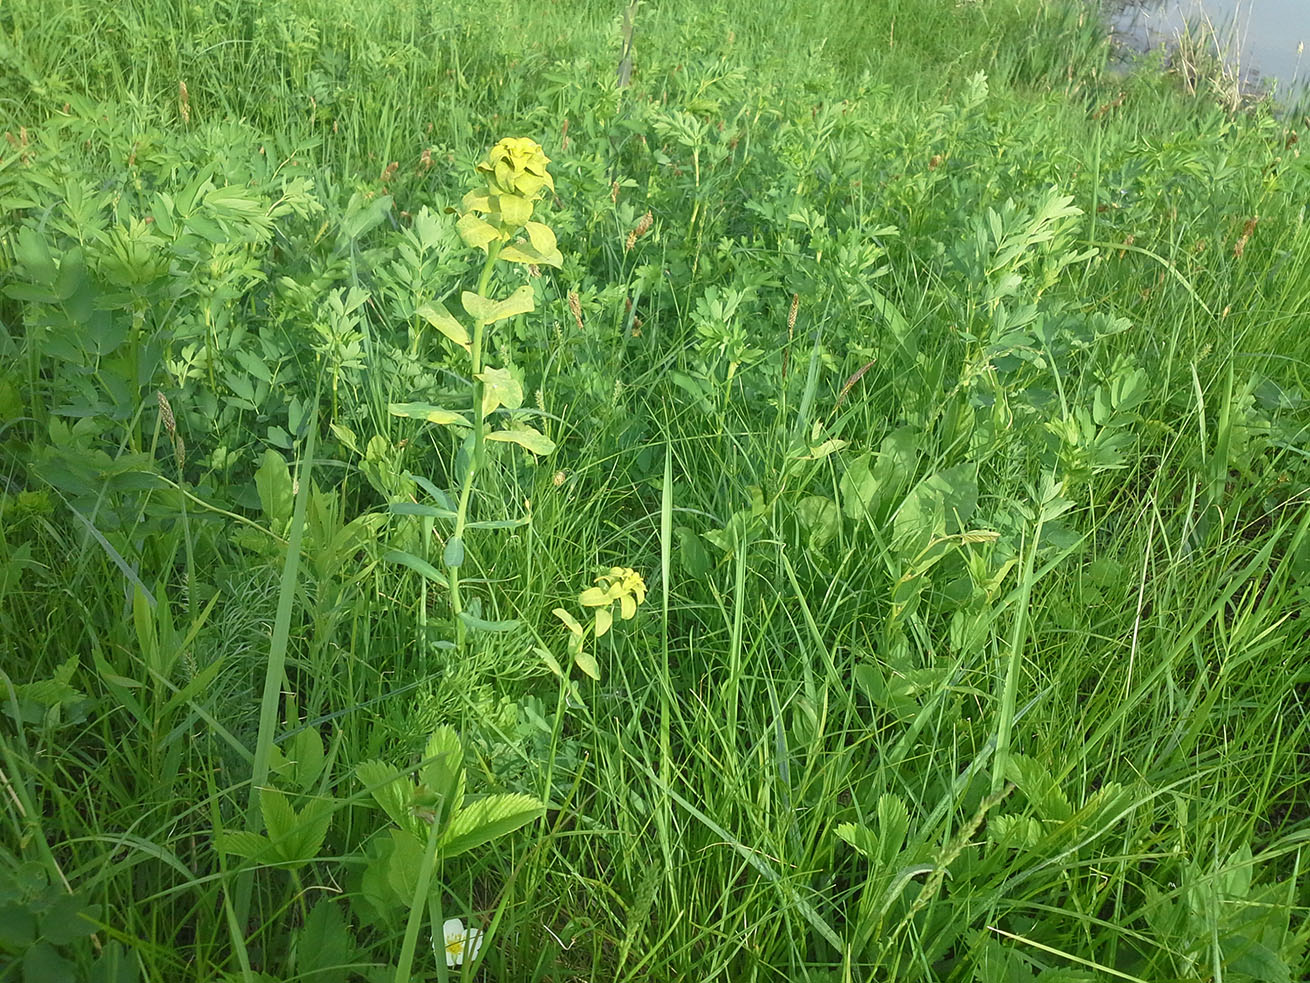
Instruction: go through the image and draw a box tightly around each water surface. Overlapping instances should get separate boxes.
[1111,0,1309,99]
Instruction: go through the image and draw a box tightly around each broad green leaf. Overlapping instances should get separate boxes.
[461,284,536,324]
[388,403,471,427]
[443,536,465,569]
[477,365,523,417]
[456,213,499,251]
[384,828,426,901]
[796,495,840,549]
[254,449,293,529]
[554,608,584,636]
[39,894,99,945]
[284,727,326,792]
[872,427,920,507]
[796,437,847,461]
[593,607,613,638]
[438,793,544,859]
[382,549,446,584]
[674,526,711,578]
[486,425,555,455]
[839,454,879,520]
[416,302,470,348]
[497,193,532,227]
[464,516,531,530]
[574,648,601,681]
[500,222,563,268]
[874,793,909,867]
[535,645,565,678]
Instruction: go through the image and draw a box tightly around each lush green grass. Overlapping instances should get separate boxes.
[2,0,1309,980]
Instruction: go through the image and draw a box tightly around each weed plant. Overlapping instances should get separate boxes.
[1,0,1308,980]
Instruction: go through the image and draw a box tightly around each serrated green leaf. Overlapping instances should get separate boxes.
[418,727,465,827]
[438,794,544,859]
[260,787,298,846]
[288,801,332,866]
[213,830,270,861]
[486,425,555,455]
[416,302,470,348]
[358,760,419,838]
[835,821,877,859]
[388,403,471,427]
[295,901,355,983]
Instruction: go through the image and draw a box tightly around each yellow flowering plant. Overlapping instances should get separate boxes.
[387,138,563,645]
[550,567,647,682]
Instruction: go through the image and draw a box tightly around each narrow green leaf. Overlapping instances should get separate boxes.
[457,610,521,633]
[388,403,471,427]
[382,549,446,583]
[388,502,458,520]
[464,516,530,530]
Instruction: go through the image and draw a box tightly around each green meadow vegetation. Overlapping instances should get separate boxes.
[2,0,1308,979]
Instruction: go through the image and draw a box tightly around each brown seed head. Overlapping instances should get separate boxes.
[157,391,176,438]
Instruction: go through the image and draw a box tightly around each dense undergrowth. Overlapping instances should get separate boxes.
[2,0,1309,980]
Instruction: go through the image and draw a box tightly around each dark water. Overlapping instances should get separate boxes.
[1110,0,1309,100]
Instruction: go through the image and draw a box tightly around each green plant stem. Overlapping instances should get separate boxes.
[395,820,444,983]
[448,241,503,645]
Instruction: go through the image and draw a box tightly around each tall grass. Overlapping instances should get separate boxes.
[1,0,1308,980]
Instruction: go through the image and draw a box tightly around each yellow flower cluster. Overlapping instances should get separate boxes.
[581,566,647,626]
[456,137,562,268]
